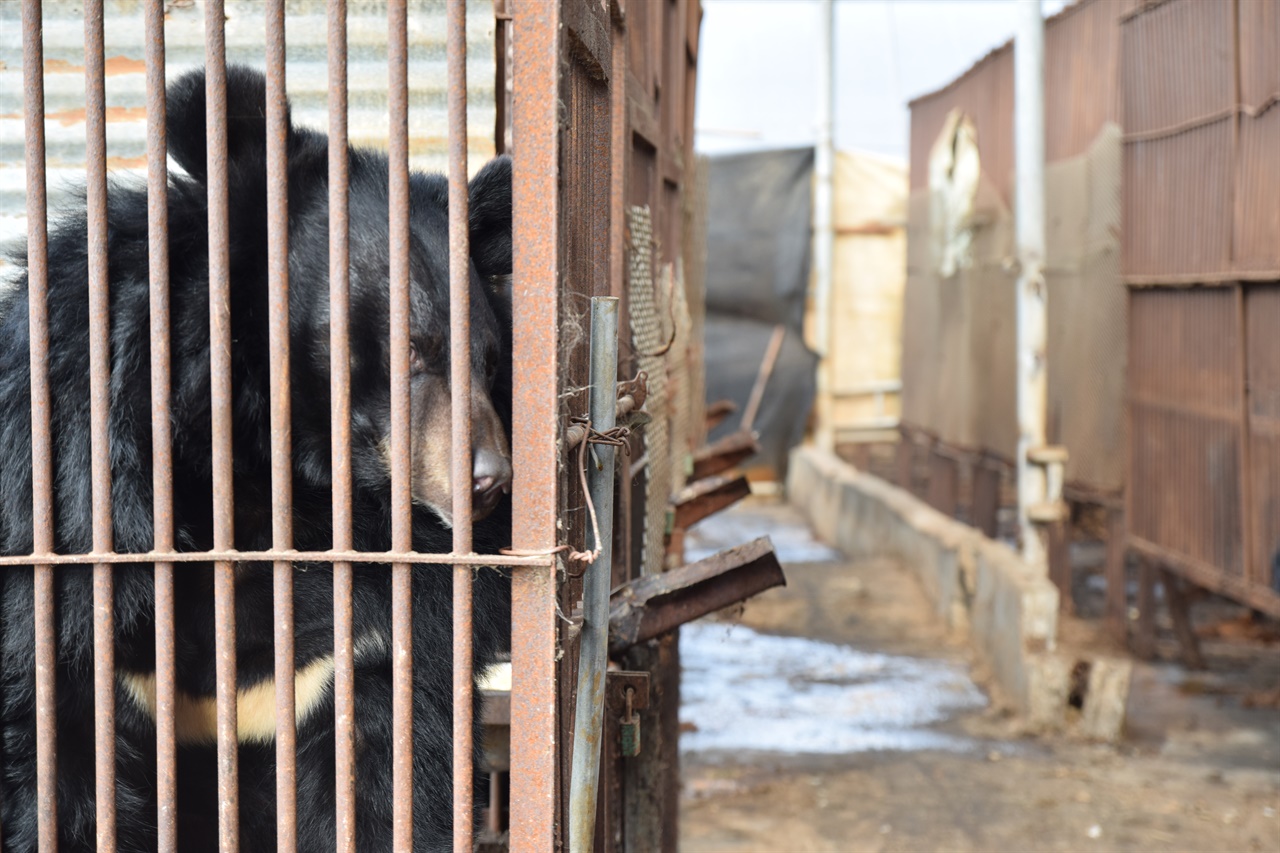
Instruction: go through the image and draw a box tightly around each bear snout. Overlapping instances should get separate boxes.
[472,447,513,517]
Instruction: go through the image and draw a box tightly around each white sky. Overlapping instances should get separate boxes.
[695,0,1068,161]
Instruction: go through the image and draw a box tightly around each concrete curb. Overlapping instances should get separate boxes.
[787,446,1062,717]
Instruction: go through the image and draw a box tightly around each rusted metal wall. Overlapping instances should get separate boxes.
[903,0,1136,500]
[1121,0,1280,616]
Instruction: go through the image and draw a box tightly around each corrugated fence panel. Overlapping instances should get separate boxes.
[1234,0,1280,275]
[1246,287,1280,594]
[0,0,497,249]
[908,46,1014,204]
[1120,0,1238,282]
[1043,0,1130,163]
[1128,288,1245,577]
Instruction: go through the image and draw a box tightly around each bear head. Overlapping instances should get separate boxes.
[165,66,513,528]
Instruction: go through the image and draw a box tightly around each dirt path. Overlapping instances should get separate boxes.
[679,501,1280,853]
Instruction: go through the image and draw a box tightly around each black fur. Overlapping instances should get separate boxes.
[0,66,514,852]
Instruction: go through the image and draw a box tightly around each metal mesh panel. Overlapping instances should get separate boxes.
[1046,124,1126,494]
[667,261,693,495]
[628,204,669,576]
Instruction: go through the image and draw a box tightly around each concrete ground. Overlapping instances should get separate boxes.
[678,499,1280,853]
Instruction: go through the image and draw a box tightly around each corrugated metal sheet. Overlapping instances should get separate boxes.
[1246,287,1280,597]
[0,0,497,248]
[1234,0,1280,274]
[1127,288,1245,576]
[1121,0,1280,282]
[1121,0,1280,615]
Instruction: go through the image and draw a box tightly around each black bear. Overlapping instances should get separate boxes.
[0,66,514,852]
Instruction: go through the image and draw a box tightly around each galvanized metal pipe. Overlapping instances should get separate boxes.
[812,0,837,452]
[568,297,620,853]
[21,0,58,846]
[1015,0,1049,570]
[446,1,476,849]
[326,1,357,850]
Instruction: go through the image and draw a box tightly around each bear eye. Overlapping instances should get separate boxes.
[409,342,425,375]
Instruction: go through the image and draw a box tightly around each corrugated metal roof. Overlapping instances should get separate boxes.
[0,0,498,247]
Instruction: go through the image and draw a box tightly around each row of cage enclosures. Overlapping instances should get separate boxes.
[10,0,561,851]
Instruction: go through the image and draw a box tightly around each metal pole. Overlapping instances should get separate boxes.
[1015,0,1049,569]
[569,296,620,853]
[813,0,836,451]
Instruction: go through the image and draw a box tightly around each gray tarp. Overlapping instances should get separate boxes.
[703,148,818,478]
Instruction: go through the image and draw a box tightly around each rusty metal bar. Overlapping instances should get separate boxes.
[671,474,752,531]
[690,431,760,482]
[509,0,561,848]
[326,0,356,849]
[387,1,414,849]
[21,0,58,847]
[143,6,177,840]
[608,538,787,655]
[446,0,476,849]
[143,0,180,848]
[264,1,298,848]
[202,0,239,847]
[84,0,118,846]
[0,549,551,568]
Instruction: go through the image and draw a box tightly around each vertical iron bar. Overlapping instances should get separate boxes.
[327,1,356,850]
[569,298,620,853]
[387,1,414,850]
[447,1,475,849]
[264,2,298,849]
[203,0,239,848]
[21,0,58,847]
[84,0,118,847]
[143,0,179,848]
[509,1,561,849]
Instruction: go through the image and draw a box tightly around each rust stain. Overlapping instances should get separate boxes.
[105,56,147,76]
[1,106,148,127]
[45,58,84,73]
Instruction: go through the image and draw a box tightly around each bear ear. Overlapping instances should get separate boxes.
[166,65,281,184]
[468,155,512,280]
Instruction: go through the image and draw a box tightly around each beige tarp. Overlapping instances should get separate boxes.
[809,150,909,441]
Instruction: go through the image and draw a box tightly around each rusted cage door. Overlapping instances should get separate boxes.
[9,1,562,851]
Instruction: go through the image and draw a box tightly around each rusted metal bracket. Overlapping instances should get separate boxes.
[670,474,751,531]
[608,537,786,655]
[605,670,650,712]
[690,429,760,481]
